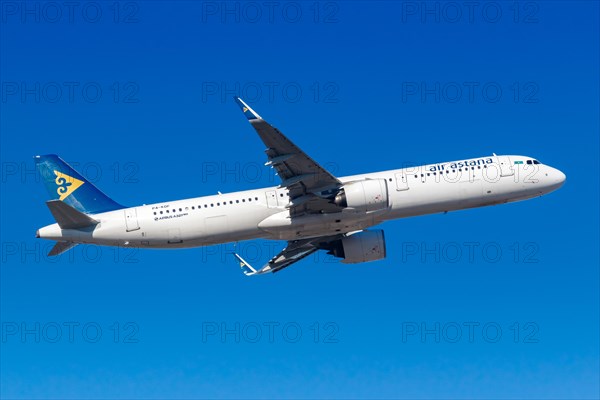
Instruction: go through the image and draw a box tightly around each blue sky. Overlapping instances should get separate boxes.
[1,1,598,398]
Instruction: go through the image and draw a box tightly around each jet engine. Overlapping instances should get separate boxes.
[333,179,389,212]
[324,230,386,264]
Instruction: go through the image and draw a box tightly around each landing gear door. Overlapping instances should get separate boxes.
[497,156,514,177]
[124,208,140,232]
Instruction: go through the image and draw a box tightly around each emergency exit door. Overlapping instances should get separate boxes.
[124,208,140,232]
[395,172,409,191]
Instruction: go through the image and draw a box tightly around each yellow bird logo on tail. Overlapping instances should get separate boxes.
[53,170,84,201]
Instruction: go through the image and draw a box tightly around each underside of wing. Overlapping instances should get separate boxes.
[234,234,344,275]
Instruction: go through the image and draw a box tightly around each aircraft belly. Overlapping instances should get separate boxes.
[257,210,382,241]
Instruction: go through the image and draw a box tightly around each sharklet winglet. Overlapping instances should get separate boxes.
[234,97,262,121]
[233,252,261,276]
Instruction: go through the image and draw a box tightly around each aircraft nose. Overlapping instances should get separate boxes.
[553,168,566,186]
[36,229,40,238]
[546,167,566,191]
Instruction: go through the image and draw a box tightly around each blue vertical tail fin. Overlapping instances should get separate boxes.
[34,154,125,214]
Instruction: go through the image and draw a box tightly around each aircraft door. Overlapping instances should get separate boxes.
[497,156,514,177]
[395,172,409,191]
[265,190,278,208]
[124,208,140,232]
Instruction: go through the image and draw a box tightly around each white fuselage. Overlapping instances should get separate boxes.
[37,155,566,248]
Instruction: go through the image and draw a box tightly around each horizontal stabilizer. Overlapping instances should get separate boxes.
[48,241,78,256]
[46,200,99,230]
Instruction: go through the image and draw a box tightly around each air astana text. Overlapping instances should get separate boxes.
[428,157,494,172]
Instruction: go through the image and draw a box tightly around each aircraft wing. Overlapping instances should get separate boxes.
[234,234,344,275]
[234,97,342,215]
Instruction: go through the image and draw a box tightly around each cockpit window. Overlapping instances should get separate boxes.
[527,160,533,165]
[533,160,541,165]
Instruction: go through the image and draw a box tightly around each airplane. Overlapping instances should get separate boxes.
[35,97,566,275]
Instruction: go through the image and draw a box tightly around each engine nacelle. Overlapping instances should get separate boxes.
[326,230,387,264]
[334,179,389,213]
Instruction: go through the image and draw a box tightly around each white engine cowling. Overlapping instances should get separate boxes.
[331,230,386,264]
[334,179,389,212]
